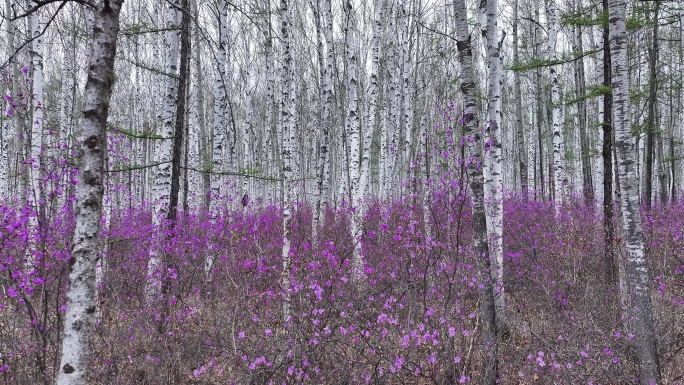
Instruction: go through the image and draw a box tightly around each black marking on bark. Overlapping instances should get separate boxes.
[63,363,75,374]
[85,135,99,149]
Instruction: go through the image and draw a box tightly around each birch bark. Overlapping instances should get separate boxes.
[280,0,296,322]
[454,0,498,382]
[546,0,567,212]
[512,0,528,198]
[211,1,228,214]
[188,0,203,208]
[361,0,382,199]
[148,0,181,296]
[344,3,364,278]
[57,0,123,383]
[608,0,662,381]
[29,0,43,205]
[480,0,507,335]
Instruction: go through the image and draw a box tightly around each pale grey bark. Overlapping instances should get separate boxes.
[211,1,228,213]
[545,0,567,211]
[5,0,27,202]
[280,0,296,322]
[148,0,181,296]
[400,3,414,181]
[344,3,364,278]
[512,0,527,198]
[57,0,123,383]
[480,0,507,335]
[188,0,203,208]
[608,0,661,382]
[28,0,44,204]
[361,0,383,199]
[0,0,11,196]
[454,0,498,382]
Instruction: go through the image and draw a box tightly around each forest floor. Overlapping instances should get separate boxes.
[0,195,682,384]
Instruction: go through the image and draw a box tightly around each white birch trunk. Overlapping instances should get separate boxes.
[361,0,382,199]
[679,1,684,197]
[593,29,605,212]
[280,0,296,322]
[546,0,566,213]
[345,5,364,278]
[187,17,202,209]
[386,6,400,199]
[401,3,413,180]
[454,0,499,381]
[57,1,123,382]
[481,0,507,334]
[0,44,8,197]
[211,2,228,213]
[148,0,181,298]
[608,0,661,382]
[241,86,253,210]
[1,0,14,197]
[29,0,43,205]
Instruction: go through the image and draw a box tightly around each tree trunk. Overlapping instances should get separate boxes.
[168,0,190,223]
[512,0,528,199]
[602,0,616,292]
[546,0,566,213]
[280,0,296,322]
[644,2,659,211]
[572,8,592,204]
[608,0,662,382]
[454,0,498,383]
[344,3,364,278]
[189,0,205,208]
[211,2,228,214]
[28,0,44,208]
[57,0,124,383]
[312,0,332,237]
[361,0,382,199]
[480,0,507,336]
[148,0,181,297]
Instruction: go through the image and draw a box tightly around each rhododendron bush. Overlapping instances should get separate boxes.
[1,189,683,384]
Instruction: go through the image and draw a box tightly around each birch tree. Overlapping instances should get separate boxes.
[211,1,228,214]
[361,0,383,199]
[148,0,181,297]
[280,0,296,321]
[0,0,12,197]
[28,0,43,206]
[344,2,364,278]
[545,0,567,211]
[480,0,507,334]
[454,0,498,382]
[57,0,124,382]
[512,0,528,198]
[608,0,661,382]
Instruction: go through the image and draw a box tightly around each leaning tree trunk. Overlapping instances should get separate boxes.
[608,0,662,382]
[454,0,499,383]
[57,0,124,383]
